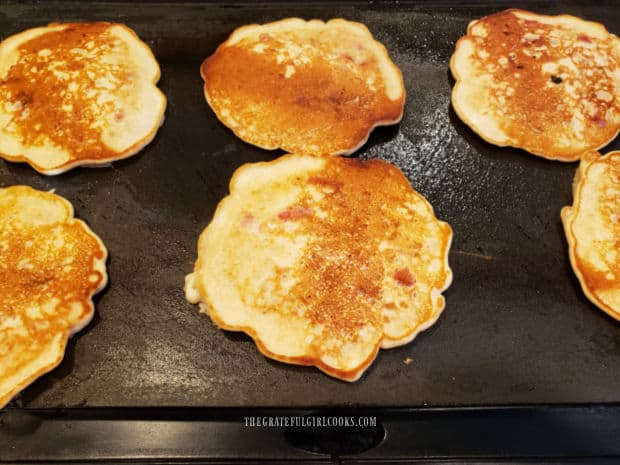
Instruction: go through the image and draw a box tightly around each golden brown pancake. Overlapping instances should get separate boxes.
[201,18,405,156]
[185,154,452,381]
[0,186,107,408]
[562,151,620,321]
[0,22,166,175]
[450,9,620,161]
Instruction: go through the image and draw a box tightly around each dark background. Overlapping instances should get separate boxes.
[1,1,619,410]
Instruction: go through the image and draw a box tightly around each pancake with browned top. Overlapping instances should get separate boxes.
[185,154,452,381]
[562,151,620,321]
[0,186,107,408]
[451,9,620,161]
[201,18,405,156]
[0,22,166,175]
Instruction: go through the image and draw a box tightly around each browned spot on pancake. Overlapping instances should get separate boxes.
[394,267,415,286]
[0,223,104,330]
[579,264,619,293]
[283,159,417,347]
[0,23,127,160]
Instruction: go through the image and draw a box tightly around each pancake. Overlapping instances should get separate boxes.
[200,18,405,156]
[0,185,107,408]
[185,154,452,381]
[450,9,620,161]
[0,22,166,175]
[562,151,620,321]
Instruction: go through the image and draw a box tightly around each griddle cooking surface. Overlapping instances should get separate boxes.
[1,1,619,408]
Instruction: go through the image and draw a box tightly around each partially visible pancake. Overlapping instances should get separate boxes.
[0,22,166,175]
[201,18,405,156]
[450,9,620,161]
[185,154,452,381]
[562,151,620,321]
[0,186,107,407]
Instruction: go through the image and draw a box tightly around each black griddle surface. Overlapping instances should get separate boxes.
[1,1,619,409]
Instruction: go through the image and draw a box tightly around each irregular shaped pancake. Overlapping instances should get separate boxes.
[451,9,620,161]
[0,186,107,407]
[0,22,166,175]
[201,18,405,156]
[185,155,452,381]
[562,151,620,321]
